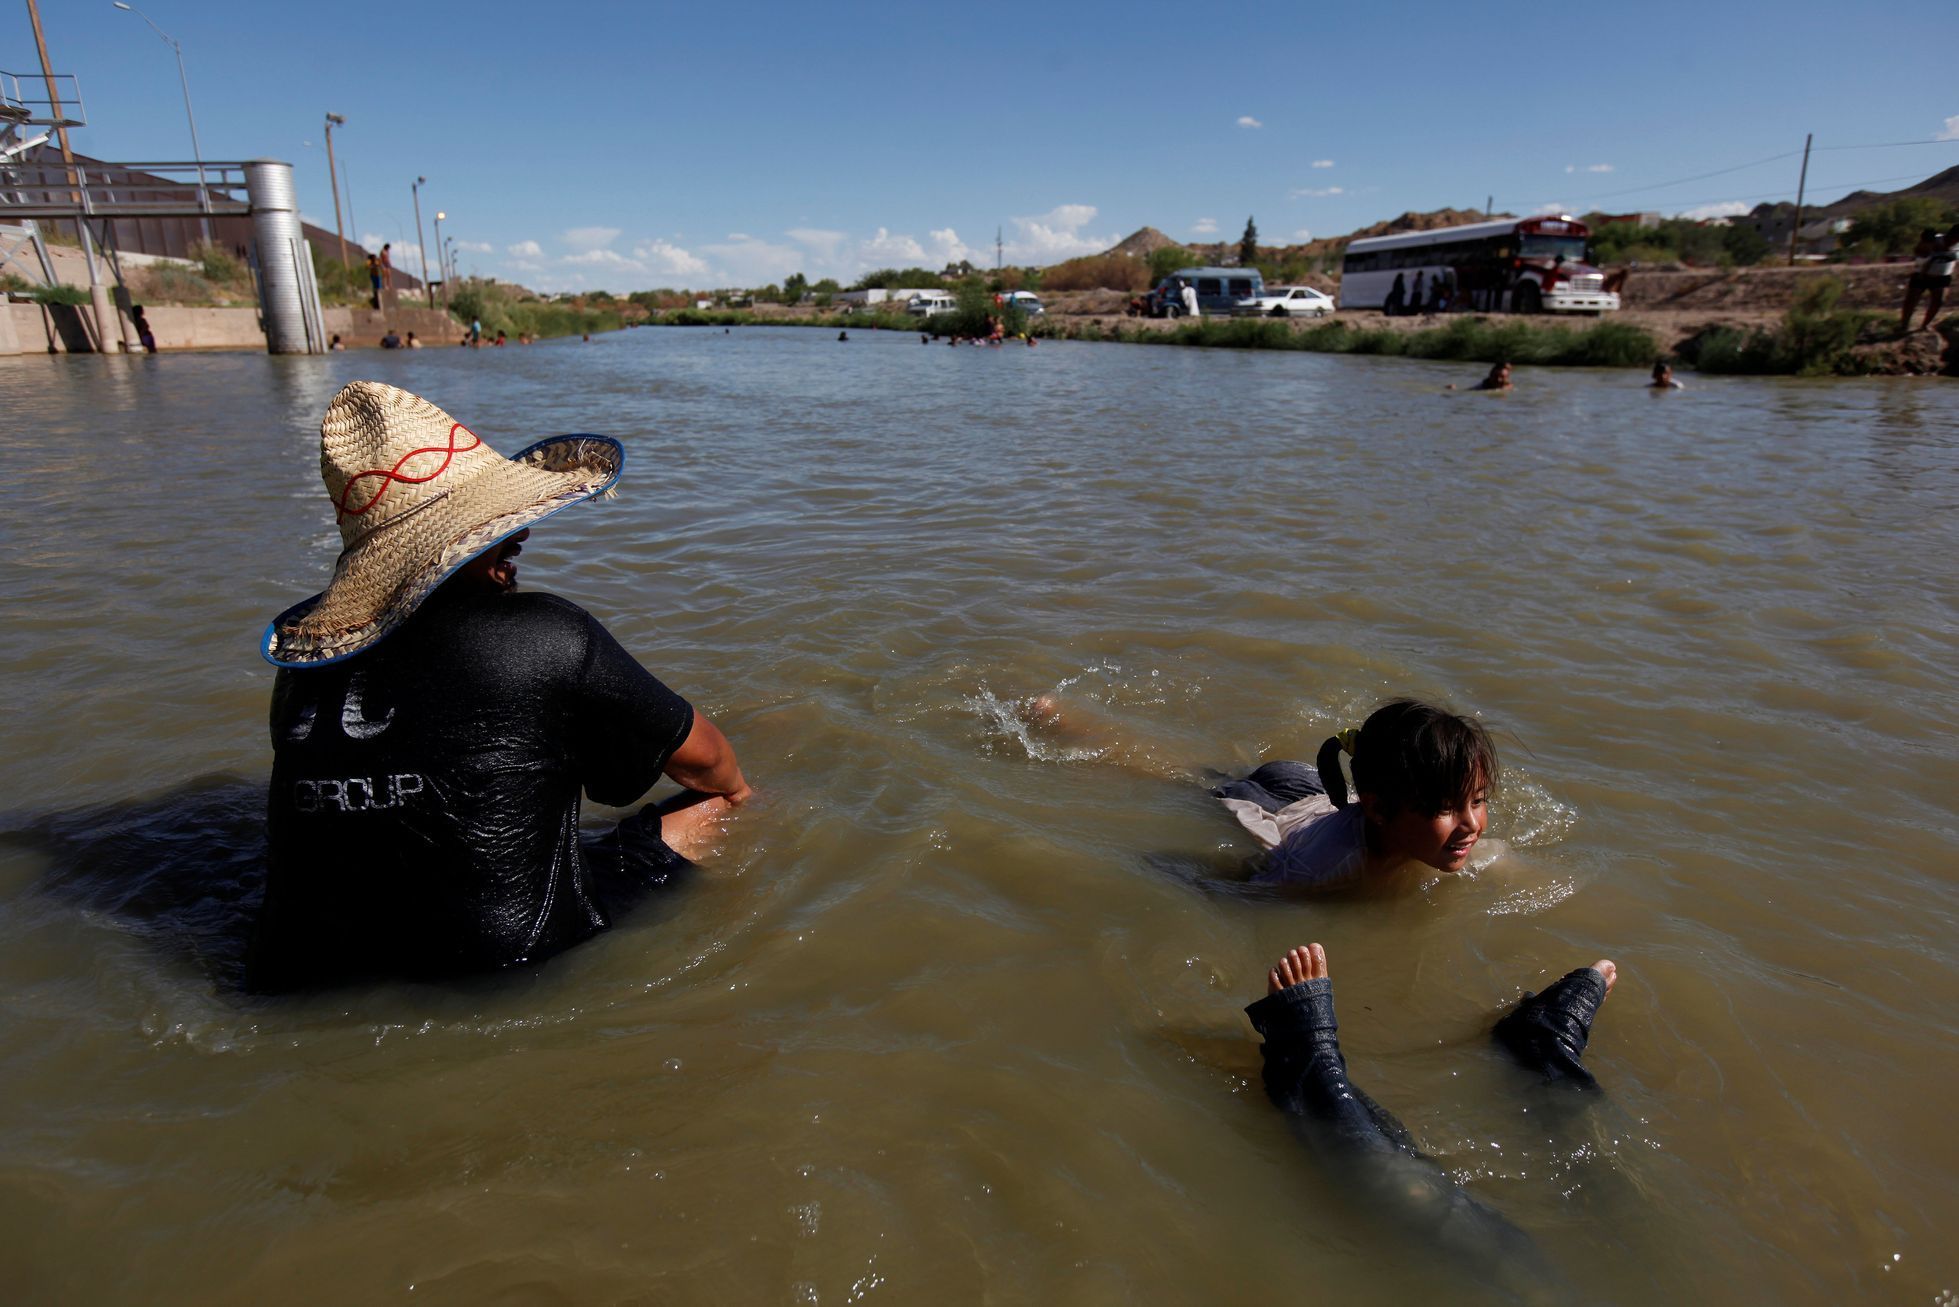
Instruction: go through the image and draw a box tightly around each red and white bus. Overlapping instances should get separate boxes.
[1338,215,1619,314]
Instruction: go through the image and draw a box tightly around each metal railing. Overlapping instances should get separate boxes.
[0,158,249,219]
[0,70,85,128]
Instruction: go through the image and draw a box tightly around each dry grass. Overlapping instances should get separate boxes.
[1039,252,1152,293]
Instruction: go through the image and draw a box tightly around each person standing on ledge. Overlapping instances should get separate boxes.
[251,381,752,992]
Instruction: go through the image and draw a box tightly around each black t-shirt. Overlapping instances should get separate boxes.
[251,588,694,990]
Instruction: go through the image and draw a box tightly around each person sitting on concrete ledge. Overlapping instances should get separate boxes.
[380,328,401,349]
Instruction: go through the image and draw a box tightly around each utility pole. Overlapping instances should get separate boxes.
[25,0,80,224]
[1787,132,1812,267]
[1485,194,1493,218]
[324,113,348,264]
[996,225,1003,273]
[412,176,431,307]
[342,163,358,261]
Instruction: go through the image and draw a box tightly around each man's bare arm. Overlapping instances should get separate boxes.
[663,712,752,806]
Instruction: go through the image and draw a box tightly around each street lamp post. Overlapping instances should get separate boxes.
[411,176,432,308]
[323,113,348,265]
[112,1,211,244]
[433,211,446,305]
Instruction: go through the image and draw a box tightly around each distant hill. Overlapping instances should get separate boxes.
[1815,164,1959,218]
[1103,227,1179,259]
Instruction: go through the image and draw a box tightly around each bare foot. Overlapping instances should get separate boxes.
[1266,942,1329,994]
[1592,959,1617,997]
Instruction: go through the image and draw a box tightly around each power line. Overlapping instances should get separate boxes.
[1812,137,1959,152]
[1565,149,1803,204]
[1532,137,1955,210]
[1590,171,1939,217]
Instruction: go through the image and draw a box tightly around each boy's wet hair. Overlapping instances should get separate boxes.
[1316,699,1498,816]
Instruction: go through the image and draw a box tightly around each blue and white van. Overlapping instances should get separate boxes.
[1149,266,1264,318]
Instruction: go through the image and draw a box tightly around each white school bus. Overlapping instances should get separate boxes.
[1339,215,1620,314]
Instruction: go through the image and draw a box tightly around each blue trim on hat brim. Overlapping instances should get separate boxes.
[259,433,624,669]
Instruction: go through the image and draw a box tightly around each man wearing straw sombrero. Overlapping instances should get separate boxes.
[250,381,751,991]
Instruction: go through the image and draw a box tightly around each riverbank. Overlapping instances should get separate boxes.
[666,301,1957,377]
[1043,307,1956,376]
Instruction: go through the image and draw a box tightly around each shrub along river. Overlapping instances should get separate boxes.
[2,328,1955,1303]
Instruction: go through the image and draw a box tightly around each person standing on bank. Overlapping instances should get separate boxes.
[251,381,752,991]
[1180,279,1200,320]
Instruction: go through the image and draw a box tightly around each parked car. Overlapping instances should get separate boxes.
[1147,266,1264,318]
[906,291,958,316]
[1000,291,1045,316]
[1235,285,1334,318]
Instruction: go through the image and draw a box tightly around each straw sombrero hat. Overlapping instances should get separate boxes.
[261,381,623,668]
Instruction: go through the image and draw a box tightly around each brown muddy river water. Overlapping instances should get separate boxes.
[2,329,1956,1304]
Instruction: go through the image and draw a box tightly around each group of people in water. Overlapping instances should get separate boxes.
[252,381,1622,1266]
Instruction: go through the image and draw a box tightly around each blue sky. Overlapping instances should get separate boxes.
[22,0,1959,292]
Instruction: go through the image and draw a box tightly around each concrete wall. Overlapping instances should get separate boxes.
[324,306,464,348]
[1,300,465,354]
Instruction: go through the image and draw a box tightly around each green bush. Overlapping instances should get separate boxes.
[1148,246,1201,281]
[447,279,625,340]
[32,283,90,306]
[1691,276,1887,376]
[1027,311,1657,368]
[920,281,1028,339]
[191,242,246,285]
[1844,198,1957,258]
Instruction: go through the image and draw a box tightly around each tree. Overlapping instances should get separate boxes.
[1239,216,1259,267]
[783,272,808,303]
[1845,197,1958,258]
[1148,245,1197,280]
[1720,223,1771,267]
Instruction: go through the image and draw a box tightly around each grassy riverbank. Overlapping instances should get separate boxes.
[1030,313,1663,368]
[656,306,920,332]
[646,291,1954,376]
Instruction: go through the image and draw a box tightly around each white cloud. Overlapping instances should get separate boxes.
[1678,200,1751,221]
[1190,217,1219,235]
[456,240,494,254]
[1236,115,1263,129]
[859,226,927,264]
[507,239,544,258]
[928,227,975,265]
[1938,114,1959,141]
[1311,159,1334,168]
[1291,228,1312,241]
[725,232,752,241]
[1564,163,1615,174]
[1531,202,1568,216]
[999,204,1116,264]
[786,228,847,260]
[632,239,709,277]
[1289,186,1344,198]
[698,234,805,285]
[561,226,621,252]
